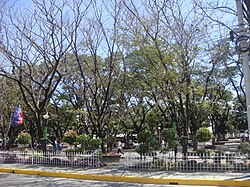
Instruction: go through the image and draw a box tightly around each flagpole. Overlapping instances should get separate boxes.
[235,0,250,141]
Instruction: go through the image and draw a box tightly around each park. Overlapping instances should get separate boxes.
[0,2,250,185]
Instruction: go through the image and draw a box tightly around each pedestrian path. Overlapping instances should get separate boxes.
[0,164,249,186]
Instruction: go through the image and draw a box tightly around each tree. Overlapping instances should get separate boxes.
[0,0,91,150]
[67,0,125,153]
[137,129,160,156]
[196,127,212,147]
[76,134,90,150]
[121,0,220,154]
[161,127,179,161]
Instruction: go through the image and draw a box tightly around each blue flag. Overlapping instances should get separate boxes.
[13,104,23,127]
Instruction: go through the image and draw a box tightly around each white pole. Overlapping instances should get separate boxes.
[235,0,250,141]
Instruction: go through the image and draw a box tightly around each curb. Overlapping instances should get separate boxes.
[0,168,249,186]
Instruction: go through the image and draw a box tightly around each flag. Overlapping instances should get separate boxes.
[13,103,23,127]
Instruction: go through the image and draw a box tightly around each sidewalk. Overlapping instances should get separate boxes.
[0,163,249,186]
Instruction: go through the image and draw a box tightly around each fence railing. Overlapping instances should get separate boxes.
[1,150,249,172]
[124,152,250,172]
[0,151,101,168]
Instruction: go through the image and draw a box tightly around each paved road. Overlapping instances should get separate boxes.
[0,172,230,187]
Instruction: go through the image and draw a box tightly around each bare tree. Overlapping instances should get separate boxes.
[63,0,124,153]
[0,0,91,150]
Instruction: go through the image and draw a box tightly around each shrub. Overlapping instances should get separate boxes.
[146,136,160,152]
[89,138,101,149]
[162,128,176,141]
[239,142,250,154]
[196,149,211,160]
[76,134,90,148]
[136,135,160,155]
[161,128,178,150]
[137,143,150,155]
[18,131,31,145]
[196,127,212,143]
[63,130,77,145]
[138,130,152,143]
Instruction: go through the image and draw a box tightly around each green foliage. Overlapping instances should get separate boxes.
[138,129,152,143]
[196,149,211,155]
[18,131,31,145]
[146,136,160,152]
[161,128,178,150]
[65,148,84,153]
[89,138,101,149]
[136,130,160,155]
[238,142,250,154]
[162,128,176,141]
[168,140,179,150]
[76,134,90,146]
[63,130,77,145]
[196,127,212,143]
[137,143,150,155]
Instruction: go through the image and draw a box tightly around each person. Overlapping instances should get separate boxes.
[129,139,134,147]
[117,140,124,155]
[52,141,57,155]
[56,139,62,153]
[240,132,245,143]
[161,139,166,148]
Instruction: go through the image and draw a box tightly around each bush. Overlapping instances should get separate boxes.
[76,134,90,148]
[146,136,160,152]
[89,138,101,149]
[162,128,176,141]
[137,143,150,155]
[196,127,212,143]
[138,130,152,143]
[196,149,211,155]
[161,128,178,150]
[18,131,31,145]
[136,136,160,156]
[63,130,77,145]
[239,142,250,154]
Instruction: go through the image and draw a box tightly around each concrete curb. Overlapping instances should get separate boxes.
[0,168,249,186]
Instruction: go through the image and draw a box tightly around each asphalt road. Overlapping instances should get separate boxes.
[0,172,232,187]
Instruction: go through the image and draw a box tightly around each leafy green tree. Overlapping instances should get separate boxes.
[230,96,247,132]
[76,134,90,149]
[162,128,178,151]
[137,129,160,156]
[209,88,233,141]
[89,138,101,150]
[137,130,152,143]
[121,0,223,155]
[196,127,212,147]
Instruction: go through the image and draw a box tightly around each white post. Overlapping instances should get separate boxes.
[235,0,250,141]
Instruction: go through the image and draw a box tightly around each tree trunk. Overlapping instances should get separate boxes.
[101,141,106,154]
[182,135,188,154]
[193,136,198,151]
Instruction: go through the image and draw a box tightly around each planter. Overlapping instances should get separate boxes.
[214,142,225,145]
[142,152,157,157]
[101,154,121,163]
[205,145,216,149]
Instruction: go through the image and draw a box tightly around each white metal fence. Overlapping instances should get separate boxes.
[124,152,250,172]
[0,151,101,168]
[1,150,249,172]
